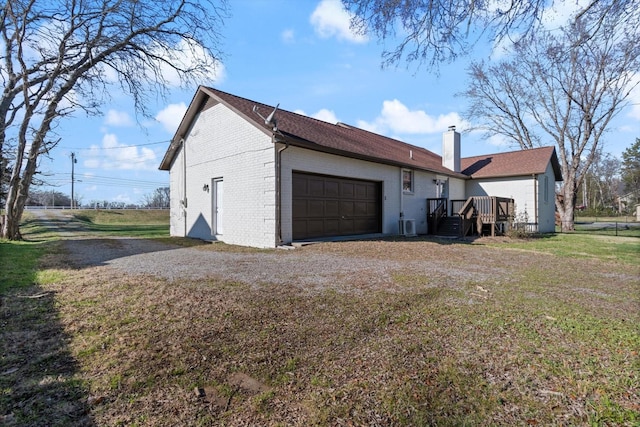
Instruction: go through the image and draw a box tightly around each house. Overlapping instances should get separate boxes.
[461,147,562,233]
[159,86,562,248]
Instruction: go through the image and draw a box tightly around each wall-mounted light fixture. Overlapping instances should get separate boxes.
[203,184,209,192]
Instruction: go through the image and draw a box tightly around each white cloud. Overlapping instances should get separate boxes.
[105,109,133,127]
[357,99,468,135]
[96,39,226,87]
[294,108,340,124]
[490,0,592,59]
[626,73,640,121]
[310,0,368,43]
[281,29,295,44]
[113,193,132,203]
[540,0,593,31]
[486,134,511,147]
[134,39,226,87]
[312,108,339,123]
[490,35,515,61]
[84,133,158,171]
[155,102,187,133]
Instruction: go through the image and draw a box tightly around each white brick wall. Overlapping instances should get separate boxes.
[168,105,481,247]
[168,104,276,248]
[168,147,186,237]
[279,146,446,241]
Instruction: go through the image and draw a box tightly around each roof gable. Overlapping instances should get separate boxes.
[160,86,464,177]
[461,146,563,181]
[160,87,563,183]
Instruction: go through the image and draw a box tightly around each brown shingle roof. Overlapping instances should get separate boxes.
[160,86,465,177]
[160,86,562,183]
[461,146,563,181]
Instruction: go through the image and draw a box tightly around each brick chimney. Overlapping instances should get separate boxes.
[442,125,461,172]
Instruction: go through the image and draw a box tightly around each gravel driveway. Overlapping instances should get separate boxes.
[61,237,406,290]
[32,210,519,292]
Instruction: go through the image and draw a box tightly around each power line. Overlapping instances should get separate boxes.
[83,174,165,185]
[43,173,166,190]
[54,173,166,185]
[58,140,170,151]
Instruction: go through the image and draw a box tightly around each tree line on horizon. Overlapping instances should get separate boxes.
[14,187,171,210]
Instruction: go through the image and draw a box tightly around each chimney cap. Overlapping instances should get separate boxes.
[448,125,456,132]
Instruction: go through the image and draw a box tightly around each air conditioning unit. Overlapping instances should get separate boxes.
[399,219,417,237]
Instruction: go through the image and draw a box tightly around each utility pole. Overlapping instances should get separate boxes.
[71,152,77,209]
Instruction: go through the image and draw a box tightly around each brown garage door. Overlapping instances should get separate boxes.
[292,172,381,240]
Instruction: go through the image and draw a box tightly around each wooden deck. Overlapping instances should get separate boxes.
[427,196,515,237]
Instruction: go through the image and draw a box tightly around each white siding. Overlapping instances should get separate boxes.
[467,176,534,221]
[465,169,558,233]
[168,104,276,248]
[536,163,557,233]
[408,169,446,234]
[447,177,466,213]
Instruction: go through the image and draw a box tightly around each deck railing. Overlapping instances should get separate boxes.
[427,196,515,236]
[426,198,447,233]
[459,196,514,236]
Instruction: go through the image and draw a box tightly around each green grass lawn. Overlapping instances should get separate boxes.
[72,209,169,225]
[0,240,48,293]
[1,209,169,292]
[71,209,169,237]
[487,233,640,265]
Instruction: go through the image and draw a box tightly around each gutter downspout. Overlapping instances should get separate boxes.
[275,136,289,246]
[399,168,404,233]
[181,138,187,237]
[533,174,538,227]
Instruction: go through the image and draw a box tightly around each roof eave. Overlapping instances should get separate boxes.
[279,133,467,179]
[158,87,207,171]
[467,170,563,180]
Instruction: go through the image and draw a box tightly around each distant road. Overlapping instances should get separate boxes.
[27,208,89,238]
[576,221,637,228]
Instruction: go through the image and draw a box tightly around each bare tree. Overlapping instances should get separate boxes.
[621,138,640,204]
[26,189,71,207]
[342,0,621,68]
[1,0,227,239]
[141,186,170,208]
[461,2,640,230]
[585,150,621,211]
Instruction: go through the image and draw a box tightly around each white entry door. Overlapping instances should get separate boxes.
[213,179,223,235]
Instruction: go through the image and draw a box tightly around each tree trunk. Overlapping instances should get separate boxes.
[556,182,577,232]
[1,178,28,240]
[1,210,22,240]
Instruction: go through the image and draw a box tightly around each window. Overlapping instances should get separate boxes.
[402,170,413,192]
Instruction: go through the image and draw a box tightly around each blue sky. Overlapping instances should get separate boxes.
[42,0,640,206]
